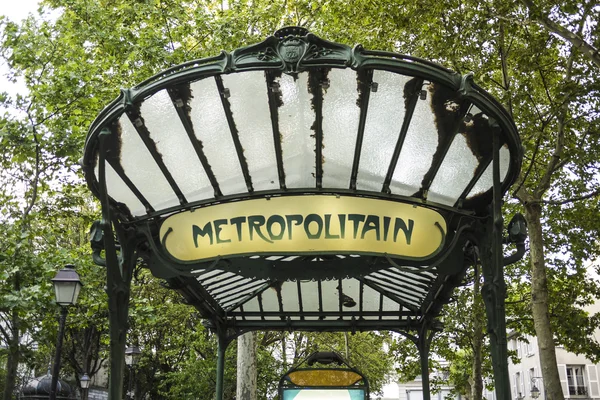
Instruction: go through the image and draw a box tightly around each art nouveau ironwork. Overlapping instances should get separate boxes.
[83,27,525,400]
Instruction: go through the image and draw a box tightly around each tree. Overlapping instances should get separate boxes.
[2,2,600,400]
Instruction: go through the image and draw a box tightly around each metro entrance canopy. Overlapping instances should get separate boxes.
[82,27,525,400]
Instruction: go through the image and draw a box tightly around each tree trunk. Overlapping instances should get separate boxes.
[525,203,564,400]
[2,309,19,400]
[236,332,257,400]
[472,267,484,400]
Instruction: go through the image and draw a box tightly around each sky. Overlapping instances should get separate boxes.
[0,0,44,97]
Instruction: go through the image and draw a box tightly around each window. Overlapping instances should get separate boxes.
[567,366,588,396]
[516,372,524,398]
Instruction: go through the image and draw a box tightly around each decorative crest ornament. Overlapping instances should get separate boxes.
[232,27,352,74]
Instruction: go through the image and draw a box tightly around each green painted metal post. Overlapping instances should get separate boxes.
[481,129,511,400]
[215,334,227,400]
[97,130,136,400]
[418,336,431,400]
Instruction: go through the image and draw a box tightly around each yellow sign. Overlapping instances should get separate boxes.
[288,370,363,387]
[160,195,446,262]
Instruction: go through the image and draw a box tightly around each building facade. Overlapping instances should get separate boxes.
[508,332,600,399]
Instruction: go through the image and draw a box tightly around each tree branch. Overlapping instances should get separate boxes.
[536,187,600,206]
[521,0,600,69]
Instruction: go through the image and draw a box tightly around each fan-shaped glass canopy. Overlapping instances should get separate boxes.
[83,27,523,400]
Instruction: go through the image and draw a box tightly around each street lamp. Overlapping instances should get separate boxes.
[49,265,82,400]
[531,376,543,399]
[125,345,142,399]
[80,373,90,400]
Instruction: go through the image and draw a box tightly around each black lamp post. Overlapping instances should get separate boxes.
[49,265,82,400]
[125,345,141,399]
[80,373,90,400]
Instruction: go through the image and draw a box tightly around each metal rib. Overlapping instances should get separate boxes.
[382,78,424,193]
[265,71,286,189]
[297,280,304,320]
[454,155,493,207]
[105,158,154,214]
[214,75,254,192]
[350,69,374,190]
[167,85,222,197]
[318,280,324,316]
[125,109,187,205]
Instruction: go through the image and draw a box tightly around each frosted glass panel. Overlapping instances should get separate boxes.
[188,78,247,195]
[390,82,440,196]
[301,281,320,319]
[223,72,279,191]
[139,89,214,203]
[235,297,261,320]
[117,115,180,210]
[279,73,316,187]
[361,285,383,319]
[281,282,300,312]
[259,287,280,319]
[382,296,400,320]
[322,69,361,188]
[468,145,510,198]
[339,279,360,311]
[95,160,146,216]
[428,133,479,206]
[357,71,410,191]
[321,280,339,312]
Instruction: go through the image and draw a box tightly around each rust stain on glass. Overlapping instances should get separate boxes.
[308,68,330,189]
[265,70,286,189]
[413,83,466,199]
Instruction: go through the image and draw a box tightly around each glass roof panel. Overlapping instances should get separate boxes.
[360,285,385,319]
[116,115,179,210]
[321,280,340,312]
[389,82,440,196]
[139,89,214,203]
[94,161,146,216]
[322,68,361,189]
[260,285,281,313]
[467,145,510,198]
[356,70,410,191]
[300,281,321,320]
[427,133,479,205]
[222,71,280,191]
[281,281,301,312]
[278,72,316,188]
[188,78,247,195]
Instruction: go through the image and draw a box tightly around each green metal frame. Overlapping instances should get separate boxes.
[83,27,525,400]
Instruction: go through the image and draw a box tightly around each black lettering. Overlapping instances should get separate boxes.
[230,217,247,241]
[324,214,340,239]
[285,215,303,240]
[361,215,380,240]
[304,214,323,239]
[383,216,391,241]
[193,223,213,247]
[213,219,230,244]
[347,214,365,239]
[248,215,273,243]
[266,215,286,241]
[338,214,346,239]
[394,218,414,244]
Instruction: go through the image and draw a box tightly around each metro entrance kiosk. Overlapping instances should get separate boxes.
[82,27,525,400]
